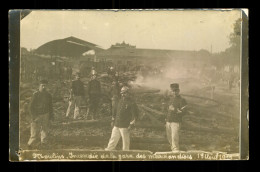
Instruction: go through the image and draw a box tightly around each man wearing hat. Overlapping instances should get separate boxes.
[105,86,139,151]
[66,72,85,119]
[86,71,101,120]
[163,83,187,151]
[27,80,54,149]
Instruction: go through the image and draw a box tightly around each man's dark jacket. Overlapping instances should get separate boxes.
[163,95,187,123]
[113,96,139,128]
[110,83,121,98]
[87,79,101,95]
[72,79,85,96]
[30,90,53,120]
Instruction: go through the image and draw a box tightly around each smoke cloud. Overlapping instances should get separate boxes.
[130,58,202,94]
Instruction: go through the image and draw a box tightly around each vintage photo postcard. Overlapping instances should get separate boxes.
[9,9,249,161]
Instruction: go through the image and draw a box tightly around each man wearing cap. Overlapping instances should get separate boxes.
[66,72,85,119]
[27,80,54,149]
[86,71,101,120]
[105,86,139,151]
[162,83,187,151]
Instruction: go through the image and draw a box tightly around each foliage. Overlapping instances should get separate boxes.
[229,18,242,49]
[211,18,242,66]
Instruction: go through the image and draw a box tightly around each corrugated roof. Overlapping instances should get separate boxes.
[35,36,104,57]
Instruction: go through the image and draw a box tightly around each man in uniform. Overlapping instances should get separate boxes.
[66,72,85,119]
[162,83,187,152]
[86,70,101,120]
[105,86,139,151]
[110,79,121,118]
[27,80,54,149]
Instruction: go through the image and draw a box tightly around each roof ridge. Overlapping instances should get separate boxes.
[64,36,97,46]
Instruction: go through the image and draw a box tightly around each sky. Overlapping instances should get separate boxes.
[21,10,242,53]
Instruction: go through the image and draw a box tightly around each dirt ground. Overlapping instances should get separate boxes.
[19,72,240,153]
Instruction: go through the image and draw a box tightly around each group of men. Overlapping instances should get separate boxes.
[65,70,101,120]
[27,69,188,152]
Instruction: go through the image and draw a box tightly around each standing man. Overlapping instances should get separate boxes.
[162,83,187,152]
[110,79,121,118]
[27,80,54,149]
[86,70,101,120]
[66,72,85,119]
[105,86,139,151]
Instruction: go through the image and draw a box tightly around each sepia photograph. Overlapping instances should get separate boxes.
[9,9,248,161]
